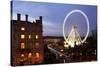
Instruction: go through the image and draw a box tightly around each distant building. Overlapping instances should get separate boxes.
[11,14,44,66]
[43,36,64,46]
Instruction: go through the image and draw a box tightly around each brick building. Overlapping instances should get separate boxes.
[11,14,44,66]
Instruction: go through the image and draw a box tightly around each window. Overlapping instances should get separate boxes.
[21,54,24,57]
[21,34,25,39]
[28,53,32,58]
[21,43,25,49]
[21,27,25,31]
[35,52,40,58]
[28,35,31,39]
[35,43,39,48]
[35,35,39,39]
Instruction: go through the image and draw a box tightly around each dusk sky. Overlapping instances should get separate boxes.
[12,1,97,37]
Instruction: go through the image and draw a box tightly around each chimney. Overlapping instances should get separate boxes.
[26,14,28,22]
[39,16,42,22]
[17,14,21,21]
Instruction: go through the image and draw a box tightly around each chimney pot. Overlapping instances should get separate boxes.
[39,16,42,21]
[26,14,28,22]
[17,14,21,21]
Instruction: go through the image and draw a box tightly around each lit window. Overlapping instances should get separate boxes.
[36,52,40,58]
[21,34,25,39]
[28,53,32,58]
[21,54,24,57]
[35,43,39,48]
[36,35,39,39]
[21,27,25,31]
[21,43,25,49]
[28,35,31,39]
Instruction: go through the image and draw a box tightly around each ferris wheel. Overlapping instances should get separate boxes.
[63,9,90,47]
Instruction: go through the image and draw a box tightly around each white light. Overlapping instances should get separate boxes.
[36,35,39,39]
[64,44,69,48]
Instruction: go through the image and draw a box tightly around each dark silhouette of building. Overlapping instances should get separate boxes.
[11,14,44,66]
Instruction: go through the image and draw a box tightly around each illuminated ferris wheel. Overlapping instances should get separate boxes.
[63,9,90,47]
